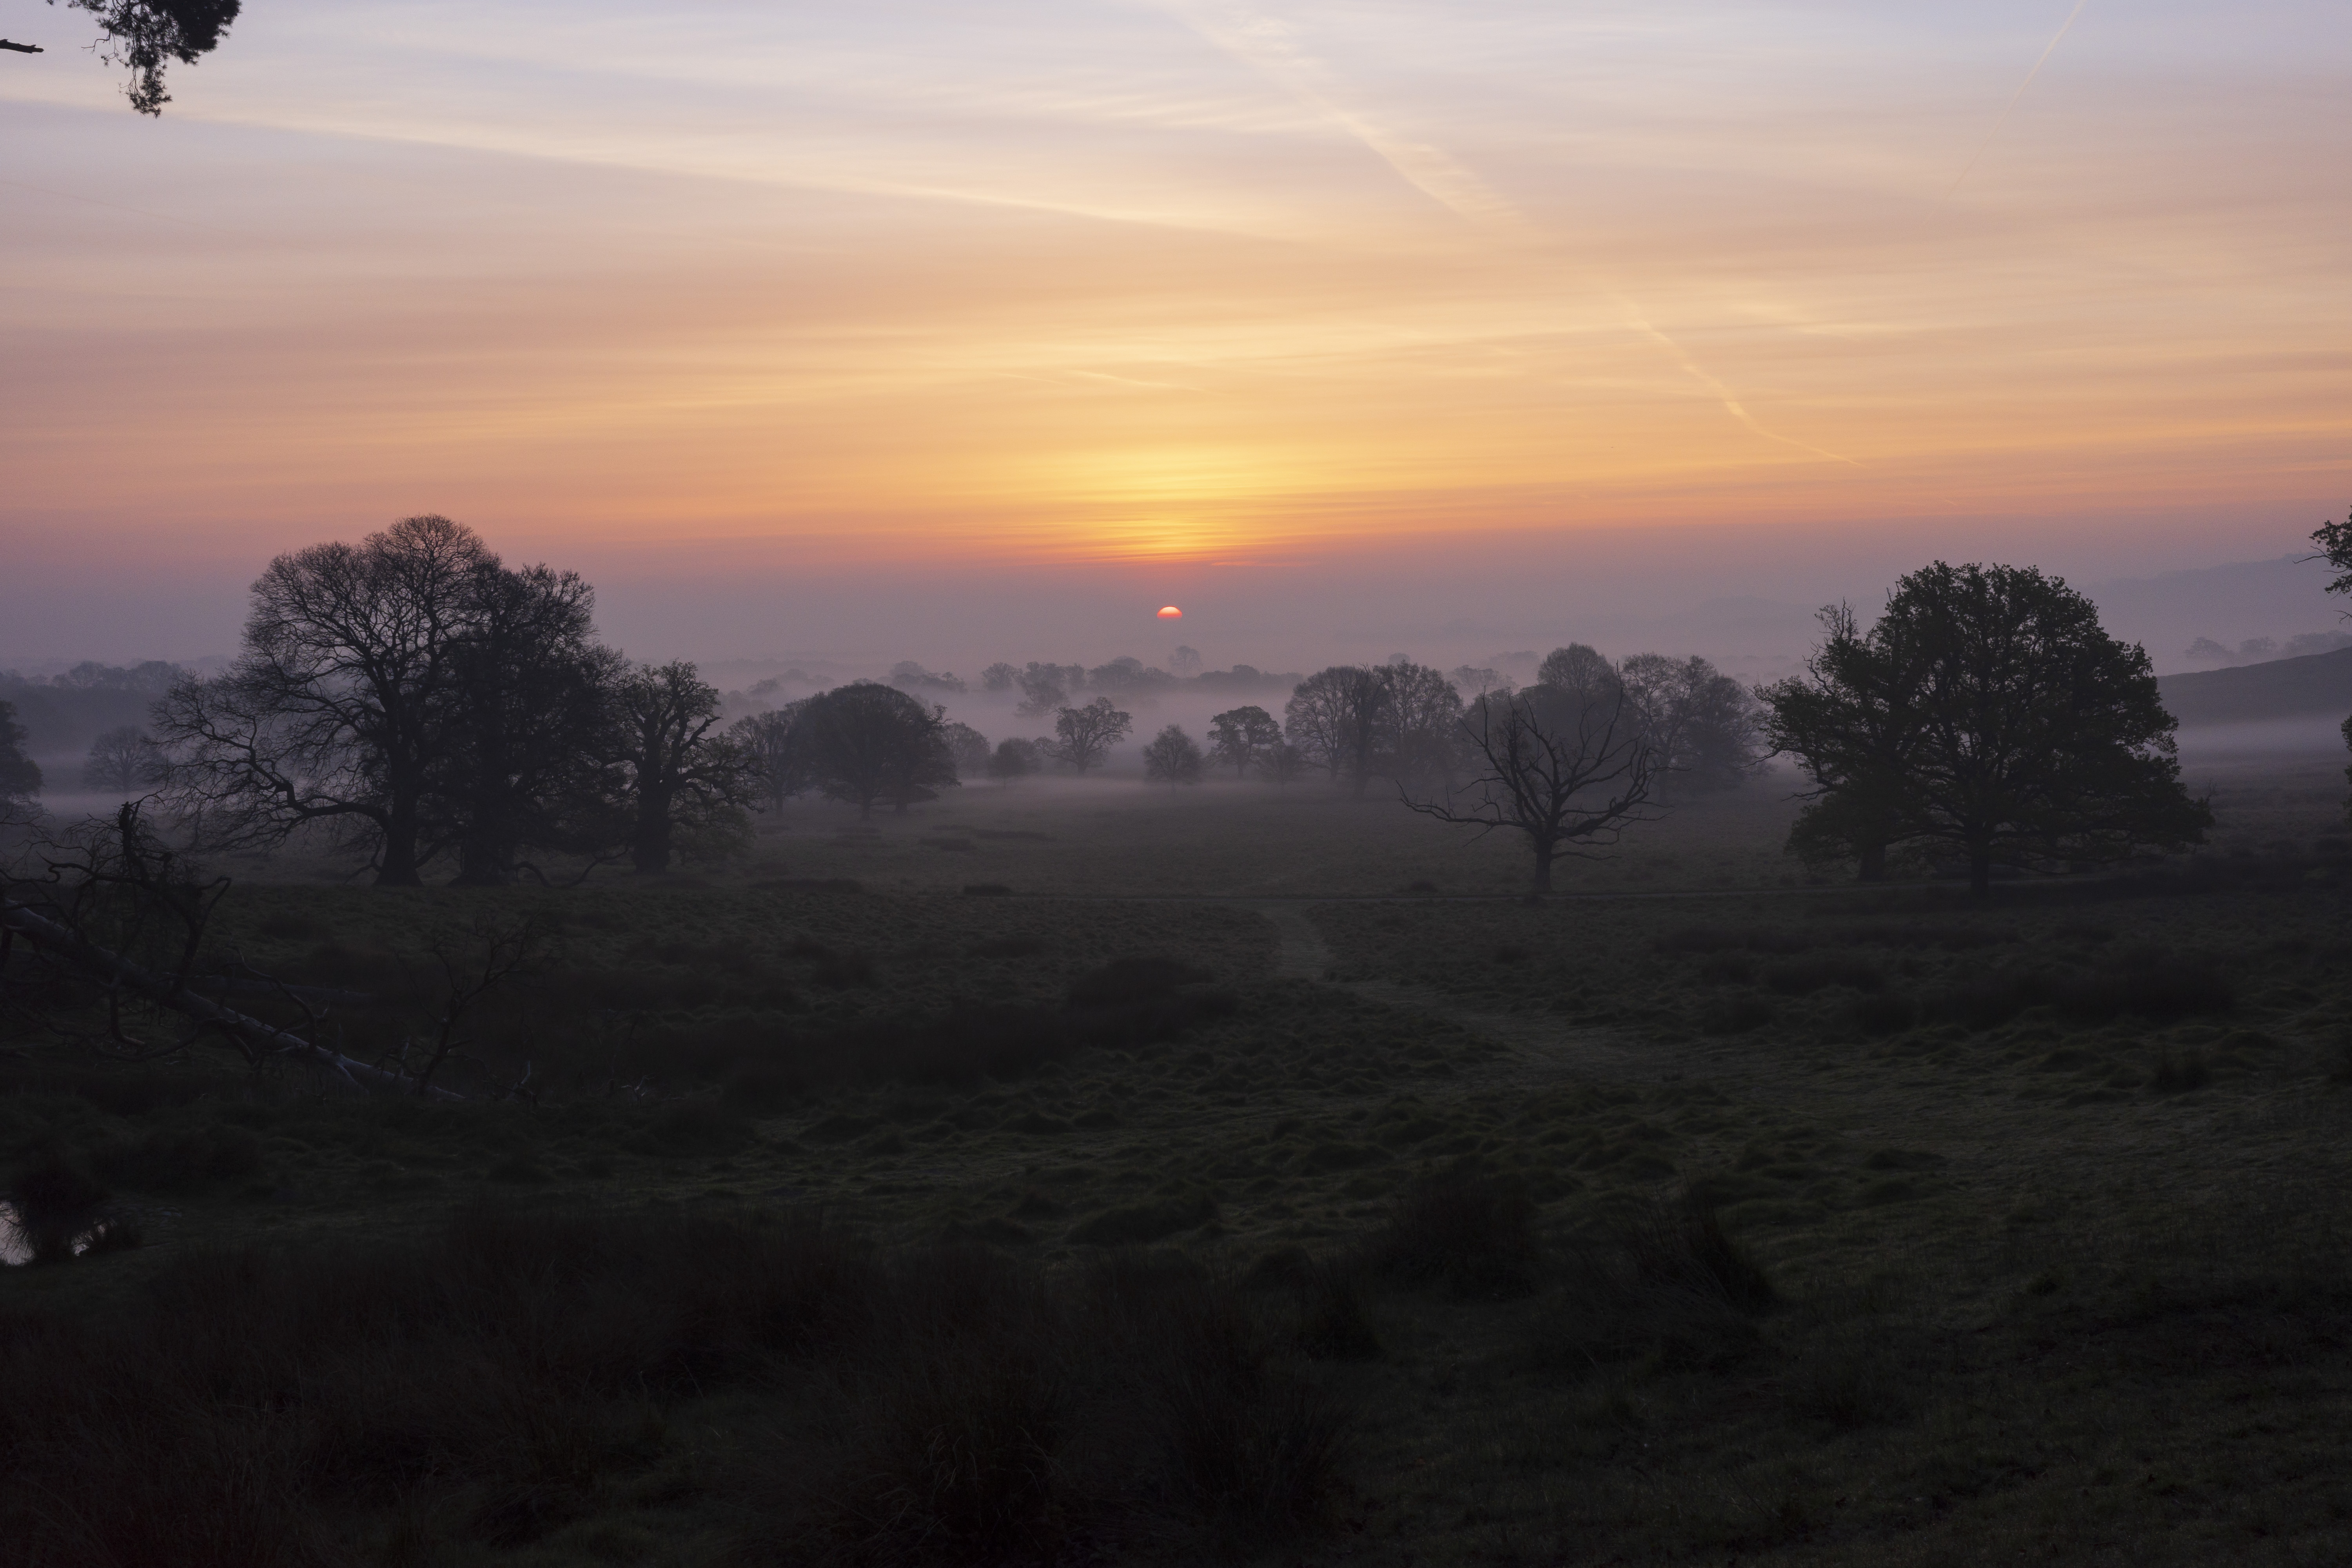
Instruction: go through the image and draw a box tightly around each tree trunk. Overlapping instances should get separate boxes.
[377,802,424,886]
[1531,841,1555,894]
[1858,841,1887,882]
[0,898,461,1099]
[633,782,674,873]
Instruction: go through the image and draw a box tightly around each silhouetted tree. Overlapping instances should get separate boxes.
[1761,563,2210,895]
[80,726,160,797]
[0,701,40,814]
[437,564,615,886]
[1255,740,1308,786]
[604,661,756,873]
[1050,697,1132,774]
[1285,666,1387,794]
[154,515,496,886]
[53,0,240,115]
[985,737,1037,783]
[1375,662,1465,789]
[728,702,811,813]
[2309,509,2352,818]
[1015,663,1075,718]
[1170,645,1203,676]
[795,682,956,818]
[1401,677,1665,894]
[1207,705,1280,778]
[980,662,1019,693]
[942,722,992,779]
[1619,653,1762,794]
[1142,725,1204,784]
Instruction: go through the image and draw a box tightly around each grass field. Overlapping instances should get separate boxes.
[6,757,2352,1565]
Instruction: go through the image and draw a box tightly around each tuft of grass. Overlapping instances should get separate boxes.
[1366,1164,1539,1298]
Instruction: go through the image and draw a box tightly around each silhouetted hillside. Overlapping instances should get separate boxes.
[2159,645,2352,726]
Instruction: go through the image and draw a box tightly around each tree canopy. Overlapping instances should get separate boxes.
[47,0,240,114]
[1760,561,2210,893]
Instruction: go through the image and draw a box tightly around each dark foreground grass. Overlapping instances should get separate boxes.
[0,1205,1352,1567]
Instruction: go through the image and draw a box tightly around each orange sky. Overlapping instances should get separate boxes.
[2,1,2348,662]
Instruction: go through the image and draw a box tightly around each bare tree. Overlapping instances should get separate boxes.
[1400,681,1666,894]
[153,515,495,886]
[1618,653,1764,795]
[1254,740,1308,787]
[1015,663,1078,718]
[81,726,162,797]
[1375,661,1465,790]
[1284,666,1388,793]
[1049,697,1132,774]
[1142,724,1204,784]
[942,722,992,779]
[0,701,41,817]
[606,662,757,872]
[728,702,811,813]
[1208,705,1280,778]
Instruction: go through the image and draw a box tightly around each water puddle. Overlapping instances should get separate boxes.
[0,1201,132,1265]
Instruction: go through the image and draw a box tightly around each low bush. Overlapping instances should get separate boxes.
[1937,947,2232,1030]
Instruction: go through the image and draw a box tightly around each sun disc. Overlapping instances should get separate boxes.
[1157,605,1183,619]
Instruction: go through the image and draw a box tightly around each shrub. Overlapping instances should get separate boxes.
[1937,948,2232,1030]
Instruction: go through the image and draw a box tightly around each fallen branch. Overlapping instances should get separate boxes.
[0,897,460,1100]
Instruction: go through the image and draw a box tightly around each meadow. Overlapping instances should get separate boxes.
[5,757,2352,1566]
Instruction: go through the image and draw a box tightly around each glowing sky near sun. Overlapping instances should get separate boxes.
[2,1,2348,661]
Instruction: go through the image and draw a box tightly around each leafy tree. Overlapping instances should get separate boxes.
[154,515,497,886]
[50,0,240,115]
[80,726,160,796]
[1284,666,1387,794]
[727,702,811,814]
[1618,653,1762,794]
[1015,662,1076,718]
[1375,661,1465,789]
[1207,705,1280,778]
[436,563,615,885]
[1760,562,2211,894]
[980,662,1019,693]
[794,682,956,818]
[942,722,992,780]
[2307,508,2352,817]
[1401,677,1664,894]
[985,737,1037,783]
[1050,697,1132,774]
[604,662,756,872]
[0,701,41,811]
[1255,740,1308,786]
[1141,724,1204,784]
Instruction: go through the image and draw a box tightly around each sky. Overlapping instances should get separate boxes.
[2,0,2348,672]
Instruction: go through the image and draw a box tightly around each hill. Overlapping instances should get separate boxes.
[2159,644,2352,726]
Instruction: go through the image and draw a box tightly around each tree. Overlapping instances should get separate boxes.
[154,515,496,887]
[1208,705,1281,778]
[0,701,41,815]
[1284,666,1387,794]
[728,702,811,814]
[81,726,160,797]
[2309,509,2352,820]
[605,661,756,873]
[1760,562,2211,895]
[50,0,240,115]
[985,737,1037,783]
[942,722,993,780]
[1618,653,1762,794]
[1255,740,1308,786]
[1401,679,1666,894]
[794,682,956,818]
[1049,698,1132,774]
[435,563,615,886]
[1375,662,1465,789]
[1015,663,1073,718]
[1142,725,1204,784]
[980,662,1020,693]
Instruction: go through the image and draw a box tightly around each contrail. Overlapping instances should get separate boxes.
[1619,306,1858,466]
[1162,0,1524,229]
[1946,0,2091,201]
